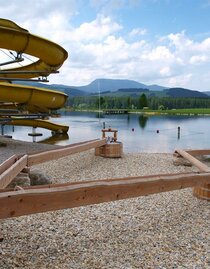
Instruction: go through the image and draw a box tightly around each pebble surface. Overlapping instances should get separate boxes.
[0,138,209,269]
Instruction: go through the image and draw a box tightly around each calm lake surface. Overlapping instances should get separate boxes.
[3,111,210,153]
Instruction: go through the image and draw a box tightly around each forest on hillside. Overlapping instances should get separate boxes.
[66,94,210,110]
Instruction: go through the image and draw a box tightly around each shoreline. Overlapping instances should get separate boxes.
[0,137,209,268]
[68,108,210,116]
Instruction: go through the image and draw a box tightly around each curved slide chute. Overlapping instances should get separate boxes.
[0,18,69,133]
[0,18,68,78]
[7,119,69,134]
[0,82,67,112]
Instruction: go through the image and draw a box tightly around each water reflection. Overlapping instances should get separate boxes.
[95,112,104,119]
[138,115,148,129]
[39,133,69,144]
[127,113,130,124]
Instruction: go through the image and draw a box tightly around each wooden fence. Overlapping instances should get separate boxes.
[0,138,106,189]
[0,171,209,219]
[0,143,210,219]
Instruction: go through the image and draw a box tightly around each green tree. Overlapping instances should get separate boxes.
[127,96,131,109]
[139,93,148,109]
[95,96,105,109]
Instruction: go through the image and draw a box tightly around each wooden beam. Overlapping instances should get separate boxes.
[27,138,99,156]
[0,155,28,189]
[0,171,210,219]
[61,139,100,149]
[0,139,105,189]
[185,149,210,156]
[175,149,210,172]
[28,139,106,166]
[0,172,194,192]
[0,155,18,175]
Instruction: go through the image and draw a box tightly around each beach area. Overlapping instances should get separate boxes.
[0,137,209,269]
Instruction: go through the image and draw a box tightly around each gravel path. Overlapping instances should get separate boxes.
[0,138,209,269]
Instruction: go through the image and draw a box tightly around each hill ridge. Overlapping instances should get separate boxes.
[14,79,209,98]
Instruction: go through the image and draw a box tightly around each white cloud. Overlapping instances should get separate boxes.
[194,37,210,51]
[1,1,210,90]
[142,46,174,61]
[0,0,78,20]
[189,55,208,65]
[168,31,193,52]
[129,28,147,37]
[167,74,193,88]
[71,15,122,42]
[159,67,171,76]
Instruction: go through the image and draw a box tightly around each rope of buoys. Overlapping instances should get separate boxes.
[146,127,177,133]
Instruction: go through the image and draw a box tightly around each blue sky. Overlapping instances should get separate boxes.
[76,1,210,39]
[1,0,210,91]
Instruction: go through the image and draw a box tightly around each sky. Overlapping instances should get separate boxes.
[1,0,210,91]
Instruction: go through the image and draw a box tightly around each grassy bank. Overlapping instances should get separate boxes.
[144,108,210,115]
[63,107,210,115]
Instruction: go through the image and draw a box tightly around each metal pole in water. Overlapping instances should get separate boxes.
[32,127,36,143]
[178,126,181,139]
[98,80,101,122]
[1,124,4,136]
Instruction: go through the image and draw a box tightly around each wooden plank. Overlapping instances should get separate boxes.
[27,138,99,156]
[0,155,28,189]
[61,139,99,149]
[185,149,210,156]
[0,171,210,219]
[175,149,210,172]
[0,172,194,192]
[0,155,17,174]
[28,139,106,166]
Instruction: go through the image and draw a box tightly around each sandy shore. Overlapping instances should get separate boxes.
[0,138,209,269]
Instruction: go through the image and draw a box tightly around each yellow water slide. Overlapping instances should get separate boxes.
[0,18,69,133]
[9,119,69,133]
[0,83,67,113]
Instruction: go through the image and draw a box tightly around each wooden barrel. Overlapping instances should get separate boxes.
[193,183,210,201]
[95,142,123,158]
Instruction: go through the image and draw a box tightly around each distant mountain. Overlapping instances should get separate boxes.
[95,87,150,97]
[204,91,210,96]
[13,80,209,98]
[147,84,166,91]
[117,88,149,93]
[40,84,87,97]
[76,78,166,93]
[14,78,166,96]
[14,81,87,97]
[164,88,209,98]
[95,87,210,98]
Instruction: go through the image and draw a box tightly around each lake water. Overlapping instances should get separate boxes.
[2,111,210,153]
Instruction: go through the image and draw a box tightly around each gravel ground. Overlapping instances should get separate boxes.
[0,138,209,269]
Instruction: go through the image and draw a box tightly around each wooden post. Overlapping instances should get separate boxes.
[95,129,122,158]
[102,130,106,139]
[101,128,118,141]
[113,130,117,142]
[193,183,210,201]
